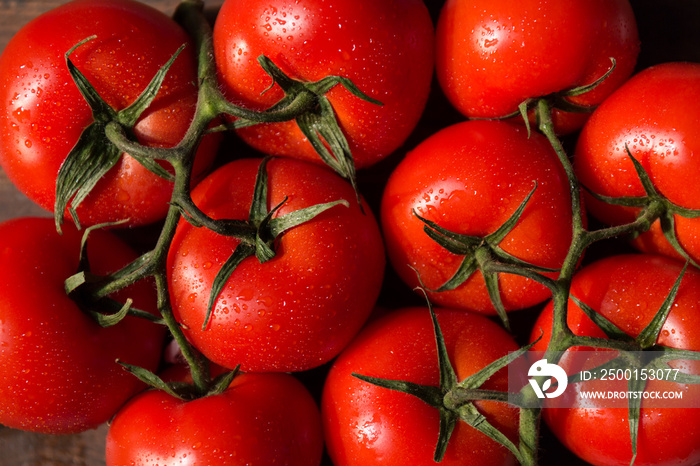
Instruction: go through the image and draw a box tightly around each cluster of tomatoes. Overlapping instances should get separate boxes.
[1,0,700,464]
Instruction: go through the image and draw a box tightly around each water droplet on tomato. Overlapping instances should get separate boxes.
[239,288,254,301]
[116,189,130,202]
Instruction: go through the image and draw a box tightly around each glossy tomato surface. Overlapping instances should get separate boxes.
[322,306,521,465]
[213,0,434,168]
[167,157,385,372]
[0,217,164,434]
[575,62,700,264]
[0,0,218,228]
[381,120,575,314]
[435,0,639,134]
[531,254,700,466]
[106,371,323,466]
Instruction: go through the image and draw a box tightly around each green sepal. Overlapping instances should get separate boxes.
[250,55,381,209]
[118,361,187,400]
[561,58,617,98]
[351,373,444,409]
[459,338,541,394]
[203,242,256,330]
[65,270,164,327]
[206,365,242,397]
[269,199,349,238]
[483,269,510,331]
[354,284,526,463]
[414,182,553,328]
[458,402,523,462]
[55,38,187,232]
[658,212,700,268]
[202,157,348,330]
[570,295,634,343]
[64,36,116,122]
[626,372,645,466]
[54,123,122,232]
[296,96,362,208]
[636,262,687,349]
[117,44,186,127]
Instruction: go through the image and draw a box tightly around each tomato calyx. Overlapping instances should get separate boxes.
[221,56,381,209]
[583,145,700,268]
[55,36,183,233]
[413,182,558,330]
[173,157,350,330]
[118,360,241,401]
[558,262,700,465]
[499,58,617,137]
[353,289,532,463]
[173,0,381,210]
[62,221,164,327]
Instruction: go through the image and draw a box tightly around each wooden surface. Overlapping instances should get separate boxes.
[0,2,221,464]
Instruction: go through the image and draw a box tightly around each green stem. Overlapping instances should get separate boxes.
[173,0,319,124]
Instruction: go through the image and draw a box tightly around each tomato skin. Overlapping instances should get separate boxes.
[0,217,164,434]
[106,371,323,466]
[380,120,575,314]
[575,62,700,264]
[435,0,639,134]
[212,0,434,168]
[530,254,700,466]
[167,157,385,372]
[322,306,520,465]
[0,0,218,228]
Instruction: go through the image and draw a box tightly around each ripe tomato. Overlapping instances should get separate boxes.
[212,0,434,168]
[530,254,700,466]
[380,120,575,315]
[0,0,218,228]
[575,62,700,264]
[322,306,521,465]
[0,217,164,434]
[167,157,385,372]
[106,367,323,466]
[435,0,640,134]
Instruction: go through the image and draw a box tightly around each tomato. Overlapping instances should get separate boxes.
[106,366,323,466]
[530,254,700,466]
[0,217,164,434]
[435,0,640,134]
[212,0,434,168]
[0,0,218,228]
[575,62,700,264]
[167,157,385,372]
[380,120,575,315]
[322,306,521,465]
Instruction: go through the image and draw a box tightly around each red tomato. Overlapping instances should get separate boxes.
[575,62,700,264]
[530,254,700,466]
[106,369,323,466]
[380,120,575,315]
[435,0,640,134]
[0,0,218,228]
[212,0,434,168]
[322,306,521,465]
[0,217,164,434]
[167,157,385,372]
